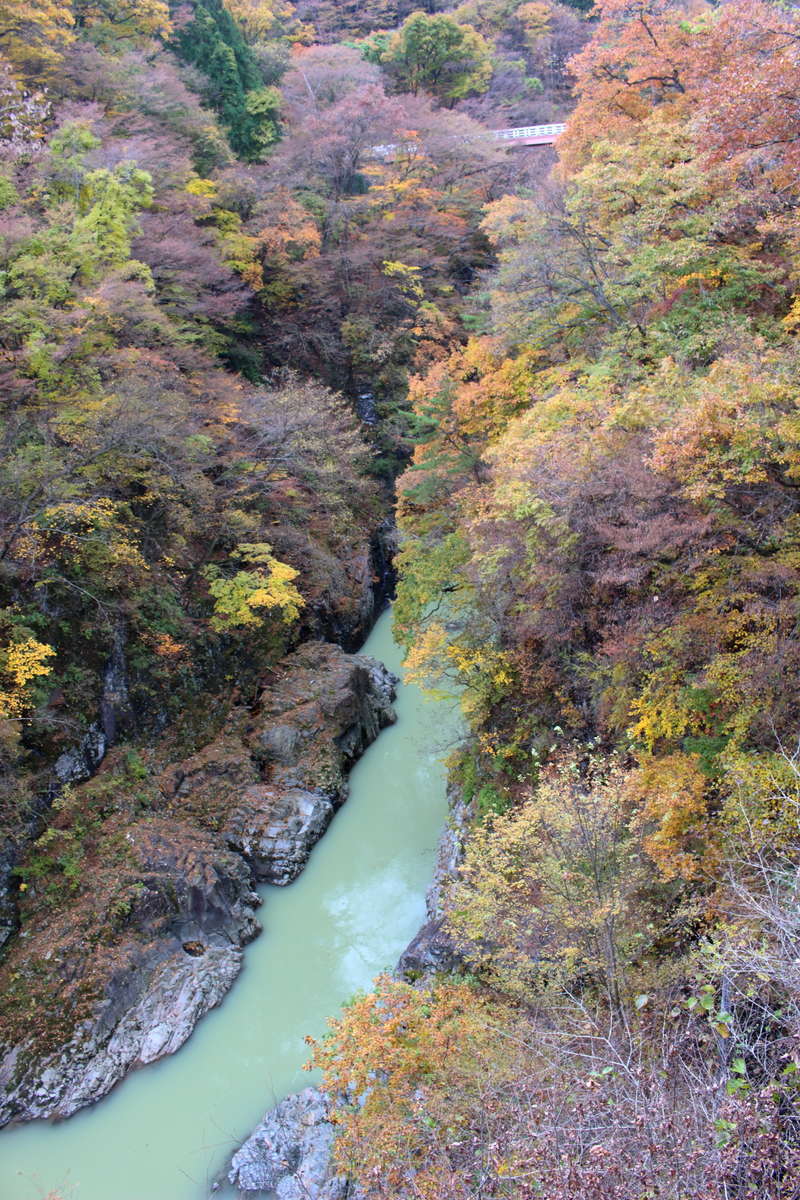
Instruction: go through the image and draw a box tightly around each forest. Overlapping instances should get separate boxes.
[1,0,799,1196]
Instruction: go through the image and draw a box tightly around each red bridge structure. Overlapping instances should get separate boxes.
[491,123,566,147]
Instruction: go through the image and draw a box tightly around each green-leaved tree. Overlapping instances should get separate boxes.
[375,10,493,104]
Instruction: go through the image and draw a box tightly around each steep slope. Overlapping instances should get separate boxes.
[305,2,800,1196]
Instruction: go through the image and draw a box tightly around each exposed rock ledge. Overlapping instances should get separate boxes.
[0,643,396,1128]
[396,783,472,980]
[224,1087,360,1200]
[161,641,397,886]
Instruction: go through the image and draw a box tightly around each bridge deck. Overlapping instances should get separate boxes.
[370,122,567,161]
[491,123,567,146]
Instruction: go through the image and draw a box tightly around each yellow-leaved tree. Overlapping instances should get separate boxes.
[0,0,74,75]
[72,0,172,43]
[307,975,521,1200]
[447,751,653,1014]
[0,636,55,718]
[223,0,301,41]
[204,543,303,632]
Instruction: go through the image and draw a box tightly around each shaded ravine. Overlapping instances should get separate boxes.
[1,609,460,1200]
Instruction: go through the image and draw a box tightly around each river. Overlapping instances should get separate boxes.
[0,608,460,1200]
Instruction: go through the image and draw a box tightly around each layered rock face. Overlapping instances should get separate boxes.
[0,643,396,1127]
[162,642,397,884]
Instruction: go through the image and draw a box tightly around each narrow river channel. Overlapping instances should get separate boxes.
[1,608,460,1200]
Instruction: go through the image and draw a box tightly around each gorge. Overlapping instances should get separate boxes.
[1,608,460,1199]
[2,0,800,1195]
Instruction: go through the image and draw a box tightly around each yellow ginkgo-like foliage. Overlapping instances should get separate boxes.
[0,637,55,718]
[223,0,297,41]
[204,544,303,632]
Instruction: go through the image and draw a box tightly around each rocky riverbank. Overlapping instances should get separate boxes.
[397,783,471,979]
[0,524,396,962]
[0,643,396,1127]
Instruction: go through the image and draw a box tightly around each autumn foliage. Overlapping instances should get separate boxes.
[4,0,800,1193]
[397,0,800,873]
[370,1,800,1194]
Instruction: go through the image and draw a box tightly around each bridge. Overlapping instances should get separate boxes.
[370,122,566,161]
[491,123,566,147]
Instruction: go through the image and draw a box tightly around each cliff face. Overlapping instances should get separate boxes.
[0,640,396,1127]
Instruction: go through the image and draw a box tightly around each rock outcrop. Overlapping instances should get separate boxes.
[162,641,397,885]
[53,724,107,786]
[0,834,22,952]
[0,642,397,1127]
[306,520,397,653]
[226,1088,357,1200]
[0,818,260,1125]
[425,784,472,921]
[396,915,461,977]
[396,784,471,979]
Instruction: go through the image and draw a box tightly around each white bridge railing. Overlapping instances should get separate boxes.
[370,122,566,160]
[492,123,566,141]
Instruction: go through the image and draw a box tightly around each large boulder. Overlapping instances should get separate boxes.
[227,1087,357,1200]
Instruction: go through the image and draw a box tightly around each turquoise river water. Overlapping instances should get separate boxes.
[0,608,460,1200]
